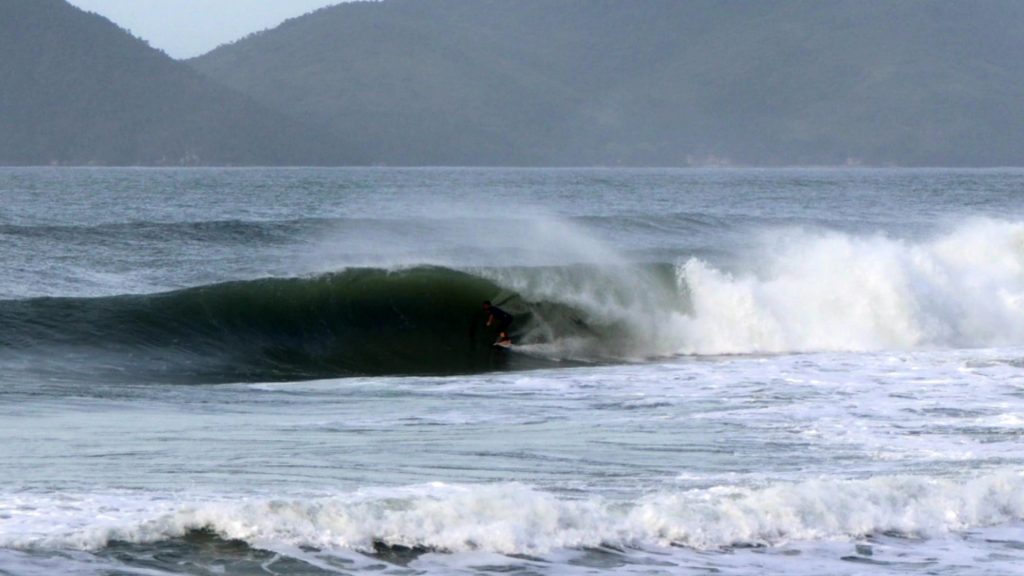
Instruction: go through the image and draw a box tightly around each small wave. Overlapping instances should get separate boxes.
[0,218,322,245]
[3,472,1022,555]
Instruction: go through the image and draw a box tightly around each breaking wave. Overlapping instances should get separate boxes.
[3,472,1023,554]
[3,218,1024,381]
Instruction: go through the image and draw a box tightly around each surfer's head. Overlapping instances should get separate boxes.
[482,301,491,310]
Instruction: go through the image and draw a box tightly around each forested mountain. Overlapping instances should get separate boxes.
[0,0,350,166]
[4,0,1023,166]
[191,0,1024,167]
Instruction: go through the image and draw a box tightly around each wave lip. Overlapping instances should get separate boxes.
[3,472,1022,555]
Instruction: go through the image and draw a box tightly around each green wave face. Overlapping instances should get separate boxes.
[0,267,618,383]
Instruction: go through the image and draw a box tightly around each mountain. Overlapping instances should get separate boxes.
[190,0,1024,167]
[0,0,352,166]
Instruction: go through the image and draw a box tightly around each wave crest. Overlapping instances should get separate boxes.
[4,219,1024,381]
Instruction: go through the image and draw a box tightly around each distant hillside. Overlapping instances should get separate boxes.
[0,0,351,166]
[191,0,1024,166]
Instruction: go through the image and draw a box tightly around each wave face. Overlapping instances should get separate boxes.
[4,219,1024,381]
[0,267,570,381]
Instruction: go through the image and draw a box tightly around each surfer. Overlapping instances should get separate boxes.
[482,301,513,345]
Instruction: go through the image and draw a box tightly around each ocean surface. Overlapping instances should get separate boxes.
[2,167,1024,575]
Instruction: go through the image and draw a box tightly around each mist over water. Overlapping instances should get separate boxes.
[2,168,1024,575]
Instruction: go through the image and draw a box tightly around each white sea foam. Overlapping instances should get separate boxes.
[3,472,1022,555]
[497,219,1024,358]
[675,220,1024,354]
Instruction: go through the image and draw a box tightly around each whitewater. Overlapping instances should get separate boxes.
[1,167,1023,575]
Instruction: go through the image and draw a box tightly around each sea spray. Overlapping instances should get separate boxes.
[673,219,1024,354]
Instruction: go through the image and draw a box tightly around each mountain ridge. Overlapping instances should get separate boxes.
[190,0,1024,167]
[0,0,353,166]
[4,0,1024,166]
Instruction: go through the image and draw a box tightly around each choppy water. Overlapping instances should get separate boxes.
[2,167,1024,575]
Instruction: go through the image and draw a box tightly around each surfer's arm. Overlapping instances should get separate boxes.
[485,314,493,326]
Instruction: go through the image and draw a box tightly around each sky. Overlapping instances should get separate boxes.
[67,0,347,59]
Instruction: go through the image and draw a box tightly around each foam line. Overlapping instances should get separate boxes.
[3,472,1022,554]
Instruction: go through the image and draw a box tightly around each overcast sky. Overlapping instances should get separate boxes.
[67,0,346,59]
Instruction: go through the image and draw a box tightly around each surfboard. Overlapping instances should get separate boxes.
[493,340,513,349]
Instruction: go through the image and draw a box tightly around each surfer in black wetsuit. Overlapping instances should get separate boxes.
[482,301,513,345]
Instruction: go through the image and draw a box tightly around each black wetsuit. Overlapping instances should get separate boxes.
[488,305,513,335]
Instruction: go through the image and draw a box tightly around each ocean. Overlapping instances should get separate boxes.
[1,167,1023,575]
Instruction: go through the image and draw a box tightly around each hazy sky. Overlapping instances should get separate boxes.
[67,0,346,59]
